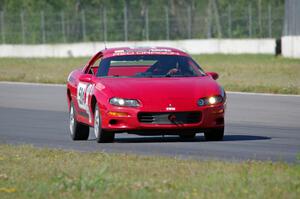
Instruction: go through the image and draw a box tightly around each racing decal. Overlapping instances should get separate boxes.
[77,82,94,123]
[113,48,180,56]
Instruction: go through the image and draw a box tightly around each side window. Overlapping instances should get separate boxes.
[87,58,102,75]
[188,59,206,76]
[97,58,110,77]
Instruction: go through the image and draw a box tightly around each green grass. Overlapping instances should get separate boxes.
[198,54,300,94]
[0,145,299,199]
[0,57,85,84]
[0,54,299,94]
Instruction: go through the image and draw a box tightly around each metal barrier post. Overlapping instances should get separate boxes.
[0,11,5,43]
[145,7,149,40]
[268,4,272,38]
[228,4,232,38]
[165,6,170,40]
[20,11,25,44]
[187,5,192,39]
[41,11,46,43]
[81,10,86,41]
[248,4,252,37]
[124,2,128,41]
[61,11,66,43]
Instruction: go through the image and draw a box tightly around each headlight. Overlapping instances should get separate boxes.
[109,97,140,107]
[208,96,217,104]
[197,95,223,106]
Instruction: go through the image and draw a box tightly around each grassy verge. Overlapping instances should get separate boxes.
[0,54,299,94]
[0,145,299,199]
[199,54,300,94]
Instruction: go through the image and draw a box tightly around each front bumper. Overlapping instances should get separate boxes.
[100,104,225,133]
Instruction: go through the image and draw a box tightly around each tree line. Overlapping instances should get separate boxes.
[0,0,285,44]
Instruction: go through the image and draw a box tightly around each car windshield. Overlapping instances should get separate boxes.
[96,55,206,78]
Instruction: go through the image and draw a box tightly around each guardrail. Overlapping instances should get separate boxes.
[0,39,275,57]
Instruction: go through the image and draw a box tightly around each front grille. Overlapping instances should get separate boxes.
[138,112,201,124]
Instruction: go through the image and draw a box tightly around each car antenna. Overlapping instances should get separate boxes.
[104,41,107,50]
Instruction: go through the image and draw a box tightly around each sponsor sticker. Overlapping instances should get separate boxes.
[77,82,94,122]
[113,48,179,56]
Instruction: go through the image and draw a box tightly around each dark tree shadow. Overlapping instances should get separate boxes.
[223,135,271,141]
[90,134,271,143]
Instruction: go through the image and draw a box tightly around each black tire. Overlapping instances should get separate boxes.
[94,104,115,143]
[69,102,89,140]
[179,132,196,139]
[204,127,224,141]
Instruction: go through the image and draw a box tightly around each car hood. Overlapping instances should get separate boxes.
[96,76,222,110]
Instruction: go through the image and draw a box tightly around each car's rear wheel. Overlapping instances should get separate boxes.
[94,104,115,143]
[204,127,224,141]
[179,132,196,139]
[69,101,89,140]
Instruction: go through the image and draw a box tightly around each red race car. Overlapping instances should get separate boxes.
[67,47,226,143]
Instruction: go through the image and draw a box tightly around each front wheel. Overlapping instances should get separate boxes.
[94,104,115,143]
[69,102,89,140]
[204,127,224,141]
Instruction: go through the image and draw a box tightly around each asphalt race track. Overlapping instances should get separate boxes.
[0,82,299,162]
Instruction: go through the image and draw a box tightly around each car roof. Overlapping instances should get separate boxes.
[100,47,190,58]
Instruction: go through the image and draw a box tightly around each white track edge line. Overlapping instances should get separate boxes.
[0,81,299,97]
[227,91,300,97]
[0,81,65,87]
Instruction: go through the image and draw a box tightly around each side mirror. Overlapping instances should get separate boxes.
[206,72,219,80]
[79,74,92,82]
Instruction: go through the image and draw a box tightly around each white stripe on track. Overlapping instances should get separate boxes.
[0,81,65,87]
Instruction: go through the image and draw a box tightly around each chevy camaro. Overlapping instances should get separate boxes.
[67,47,226,143]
